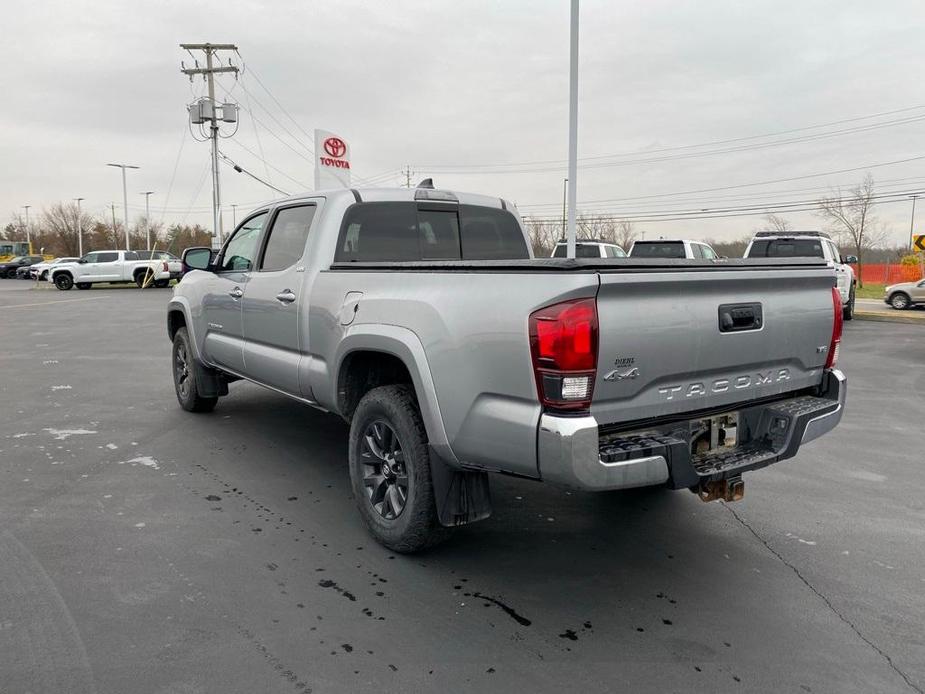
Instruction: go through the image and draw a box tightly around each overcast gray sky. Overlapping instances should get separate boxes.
[2,0,924,244]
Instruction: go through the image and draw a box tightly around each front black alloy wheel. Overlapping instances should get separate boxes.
[172,326,218,413]
[349,385,448,553]
[54,274,73,291]
[360,420,410,520]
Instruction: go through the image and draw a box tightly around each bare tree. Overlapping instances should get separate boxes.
[522,217,560,257]
[614,220,639,250]
[816,173,887,287]
[761,213,792,232]
[42,202,95,256]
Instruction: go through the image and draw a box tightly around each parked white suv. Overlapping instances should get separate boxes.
[551,240,626,258]
[49,250,175,291]
[628,239,719,259]
[744,231,856,320]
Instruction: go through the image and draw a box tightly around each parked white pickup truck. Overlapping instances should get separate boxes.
[50,250,177,290]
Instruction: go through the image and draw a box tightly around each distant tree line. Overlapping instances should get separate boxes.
[1,201,212,257]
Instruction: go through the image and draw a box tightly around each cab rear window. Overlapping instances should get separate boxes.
[747,239,824,258]
[630,241,685,258]
[335,202,529,262]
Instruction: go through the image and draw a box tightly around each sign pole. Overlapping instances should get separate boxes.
[566,0,579,259]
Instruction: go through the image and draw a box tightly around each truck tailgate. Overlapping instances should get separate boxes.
[592,266,835,426]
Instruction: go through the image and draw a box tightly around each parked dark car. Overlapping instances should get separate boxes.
[0,255,43,278]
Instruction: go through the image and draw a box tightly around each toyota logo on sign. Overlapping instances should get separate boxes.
[323,137,347,158]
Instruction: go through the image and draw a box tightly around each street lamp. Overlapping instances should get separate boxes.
[74,198,85,256]
[22,205,31,252]
[141,191,155,249]
[107,163,139,250]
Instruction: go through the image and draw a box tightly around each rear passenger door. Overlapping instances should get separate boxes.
[94,251,122,281]
[241,203,318,395]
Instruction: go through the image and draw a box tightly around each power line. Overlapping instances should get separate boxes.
[218,152,290,195]
[519,154,925,209]
[523,188,925,224]
[418,104,925,171]
[223,140,311,190]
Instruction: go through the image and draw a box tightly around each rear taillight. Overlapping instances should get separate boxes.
[163,261,169,272]
[529,297,598,412]
[825,286,843,369]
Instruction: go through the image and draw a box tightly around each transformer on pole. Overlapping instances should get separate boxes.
[180,43,239,250]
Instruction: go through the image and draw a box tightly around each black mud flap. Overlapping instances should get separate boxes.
[193,359,229,398]
[429,450,492,527]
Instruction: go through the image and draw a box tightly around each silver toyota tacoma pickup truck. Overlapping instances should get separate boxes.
[167,184,846,552]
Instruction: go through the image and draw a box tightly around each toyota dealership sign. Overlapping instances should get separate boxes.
[314,129,351,189]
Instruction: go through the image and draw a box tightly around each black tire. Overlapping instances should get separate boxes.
[890,292,911,310]
[53,273,73,291]
[172,326,218,413]
[843,287,855,321]
[39,270,48,281]
[76,282,91,290]
[154,279,170,288]
[348,385,449,553]
[135,270,154,288]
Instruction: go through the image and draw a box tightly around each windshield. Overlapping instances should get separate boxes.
[630,242,685,258]
[746,239,825,258]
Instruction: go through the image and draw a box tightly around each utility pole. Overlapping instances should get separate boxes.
[181,43,239,249]
[107,163,138,250]
[566,0,580,259]
[402,165,414,188]
[141,191,155,249]
[22,205,31,253]
[909,194,918,250]
[74,198,84,257]
[561,178,568,239]
[111,203,118,239]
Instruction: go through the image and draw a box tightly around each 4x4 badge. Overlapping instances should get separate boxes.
[603,367,639,382]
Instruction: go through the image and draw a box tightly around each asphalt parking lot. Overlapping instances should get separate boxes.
[1,281,923,694]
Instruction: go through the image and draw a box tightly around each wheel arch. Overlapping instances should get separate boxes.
[333,327,458,466]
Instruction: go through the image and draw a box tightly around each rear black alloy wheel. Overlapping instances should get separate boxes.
[843,288,855,321]
[348,385,449,552]
[360,420,409,520]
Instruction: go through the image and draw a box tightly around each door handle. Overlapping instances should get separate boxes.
[228,287,243,299]
[276,289,296,304]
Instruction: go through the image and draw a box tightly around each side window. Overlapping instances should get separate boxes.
[690,243,704,259]
[124,251,139,261]
[701,245,717,260]
[829,242,841,264]
[220,212,268,272]
[81,252,98,263]
[459,205,529,260]
[418,208,461,260]
[97,252,119,262]
[260,205,317,271]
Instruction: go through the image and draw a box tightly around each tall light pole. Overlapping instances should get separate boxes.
[22,205,31,252]
[74,198,85,257]
[909,195,918,250]
[231,203,238,229]
[107,163,138,250]
[566,0,580,259]
[141,191,155,249]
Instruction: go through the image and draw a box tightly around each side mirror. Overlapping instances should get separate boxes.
[183,247,214,272]
[845,255,858,264]
[78,258,88,264]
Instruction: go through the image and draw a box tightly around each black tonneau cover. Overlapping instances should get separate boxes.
[329,257,829,273]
